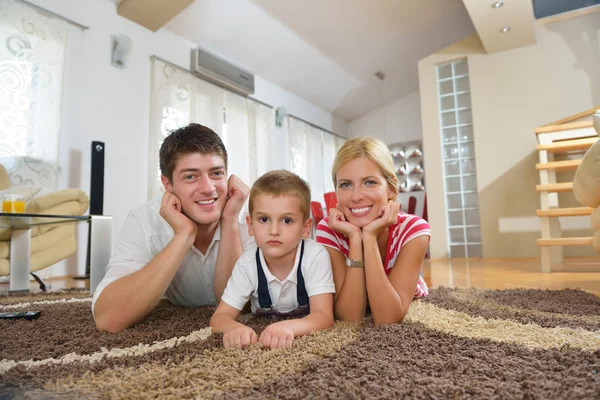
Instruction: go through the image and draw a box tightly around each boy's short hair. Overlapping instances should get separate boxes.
[249,170,311,220]
[159,123,227,182]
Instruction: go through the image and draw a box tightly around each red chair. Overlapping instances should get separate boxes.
[323,192,337,213]
[398,191,427,221]
[311,201,325,225]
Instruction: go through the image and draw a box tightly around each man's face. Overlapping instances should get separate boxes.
[162,153,228,226]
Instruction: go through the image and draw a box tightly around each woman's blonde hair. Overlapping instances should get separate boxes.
[332,137,398,200]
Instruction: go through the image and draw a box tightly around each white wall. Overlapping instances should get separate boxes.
[28,0,347,277]
[419,13,600,259]
[348,90,422,145]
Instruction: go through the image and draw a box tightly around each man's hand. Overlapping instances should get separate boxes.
[159,191,196,242]
[328,205,361,238]
[362,201,400,237]
[223,325,258,348]
[259,323,295,349]
[221,174,250,221]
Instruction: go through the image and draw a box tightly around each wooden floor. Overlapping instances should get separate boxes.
[2,257,599,296]
[423,257,600,296]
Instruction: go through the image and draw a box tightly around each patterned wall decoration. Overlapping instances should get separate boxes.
[389,140,425,193]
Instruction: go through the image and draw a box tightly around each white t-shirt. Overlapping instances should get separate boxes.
[221,238,336,314]
[91,196,255,317]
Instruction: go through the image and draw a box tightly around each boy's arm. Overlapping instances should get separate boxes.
[209,301,245,333]
[278,293,334,336]
[259,294,334,349]
[210,302,258,348]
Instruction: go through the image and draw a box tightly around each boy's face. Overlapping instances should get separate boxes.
[161,153,228,226]
[246,194,311,263]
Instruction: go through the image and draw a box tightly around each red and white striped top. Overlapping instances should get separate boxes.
[315,212,430,298]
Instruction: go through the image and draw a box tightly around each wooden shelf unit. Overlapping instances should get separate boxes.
[535,108,599,272]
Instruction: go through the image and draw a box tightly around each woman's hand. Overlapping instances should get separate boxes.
[362,201,399,237]
[328,206,361,238]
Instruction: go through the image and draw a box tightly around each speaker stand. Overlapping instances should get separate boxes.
[73,227,92,280]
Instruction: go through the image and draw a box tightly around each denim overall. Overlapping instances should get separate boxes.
[253,240,310,318]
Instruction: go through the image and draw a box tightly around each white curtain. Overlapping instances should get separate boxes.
[149,57,272,203]
[288,116,345,207]
[247,100,272,184]
[149,57,224,199]
[0,0,67,193]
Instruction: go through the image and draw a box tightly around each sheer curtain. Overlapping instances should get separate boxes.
[0,0,68,193]
[149,57,224,199]
[149,57,272,204]
[288,116,345,206]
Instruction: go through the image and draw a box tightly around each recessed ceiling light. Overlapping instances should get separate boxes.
[491,1,504,8]
[500,26,511,33]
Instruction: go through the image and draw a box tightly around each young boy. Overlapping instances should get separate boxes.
[210,170,335,349]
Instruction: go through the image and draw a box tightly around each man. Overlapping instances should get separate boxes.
[93,123,254,332]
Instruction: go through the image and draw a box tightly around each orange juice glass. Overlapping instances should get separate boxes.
[2,194,25,213]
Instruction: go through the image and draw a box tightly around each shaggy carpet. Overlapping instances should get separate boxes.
[0,287,599,399]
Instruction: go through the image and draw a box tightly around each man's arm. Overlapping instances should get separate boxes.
[94,234,193,332]
[213,174,249,301]
[94,192,196,333]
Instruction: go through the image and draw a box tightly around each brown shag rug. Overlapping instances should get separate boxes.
[1,287,599,399]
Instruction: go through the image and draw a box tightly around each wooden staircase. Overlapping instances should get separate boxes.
[535,106,599,272]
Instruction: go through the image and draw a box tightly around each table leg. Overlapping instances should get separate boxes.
[10,228,31,292]
[90,215,113,295]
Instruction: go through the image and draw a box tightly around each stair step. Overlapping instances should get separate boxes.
[536,182,573,192]
[537,237,594,246]
[537,207,594,217]
[536,137,598,153]
[535,120,594,135]
[535,159,582,171]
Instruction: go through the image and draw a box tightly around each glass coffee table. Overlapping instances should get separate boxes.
[0,213,112,294]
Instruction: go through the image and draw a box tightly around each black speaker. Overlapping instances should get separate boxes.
[76,141,106,280]
[90,141,105,215]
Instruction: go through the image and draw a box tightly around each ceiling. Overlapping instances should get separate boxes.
[112,0,546,122]
[160,0,475,121]
[462,0,536,53]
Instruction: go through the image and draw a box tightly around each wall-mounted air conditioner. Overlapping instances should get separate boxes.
[191,47,254,96]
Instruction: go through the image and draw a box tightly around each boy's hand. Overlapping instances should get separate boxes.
[221,174,250,221]
[328,205,361,238]
[159,191,197,241]
[259,323,295,349]
[362,201,399,237]
[223,325,258,348]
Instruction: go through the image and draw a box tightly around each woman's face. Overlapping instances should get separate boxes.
[335,156,393,228]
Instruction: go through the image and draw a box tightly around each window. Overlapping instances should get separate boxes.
[533,0,600,19]
[437,59,482,258]
[0,0,68,192]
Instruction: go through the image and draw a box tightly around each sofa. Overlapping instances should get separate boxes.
[573,112,600,254]
[0,163,89,277]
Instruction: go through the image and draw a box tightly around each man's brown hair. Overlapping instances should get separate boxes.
[159,123,227,181]
[249,170,311,220]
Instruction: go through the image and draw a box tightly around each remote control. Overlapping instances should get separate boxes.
[0,311,41,320]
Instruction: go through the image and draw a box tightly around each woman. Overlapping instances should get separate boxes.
[316,137,430,324]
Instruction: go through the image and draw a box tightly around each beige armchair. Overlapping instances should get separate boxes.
[0,163,89,278]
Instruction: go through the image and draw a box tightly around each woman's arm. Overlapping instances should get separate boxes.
[363,235,428,324]
[325,238,368,323]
